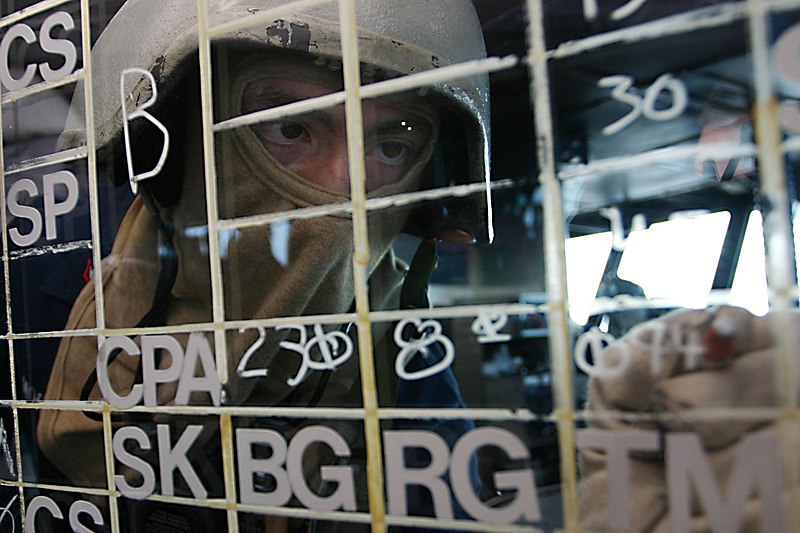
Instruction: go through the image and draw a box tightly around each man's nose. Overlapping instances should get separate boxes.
[303,143,351,194]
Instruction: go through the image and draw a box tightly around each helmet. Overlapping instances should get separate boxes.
[60,0,492,243]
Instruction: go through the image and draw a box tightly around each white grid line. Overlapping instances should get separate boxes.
[0,13,24,527]
[197,2,239,532]
[0,0,72,29]
[198,0,230,390]
[0,301,544,343]
[0,69,82,104]
[7,399,796,425]
[78,0,117,529]
[337,0,386,530]
[547,2,748,59]
[216,179,516,232]
[215,55,518,133]
[7,239,90,259]
[557,142,759,180]
[3,146,88,176]
[747,1,800,530]
[526,1,580,531]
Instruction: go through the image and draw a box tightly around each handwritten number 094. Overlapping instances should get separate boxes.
[600,74,688,136]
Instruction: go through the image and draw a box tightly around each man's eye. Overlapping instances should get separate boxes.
[262,121,307,142]
[376,142,408,163]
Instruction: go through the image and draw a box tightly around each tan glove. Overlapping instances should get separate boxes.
[578,306,800,533]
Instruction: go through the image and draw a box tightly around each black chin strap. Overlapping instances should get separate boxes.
[400,238,438,310]
[131,189,180,327]
[80,189,179,420]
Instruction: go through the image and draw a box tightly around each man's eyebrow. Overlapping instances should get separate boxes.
[243,89,336,127]
[242,88,299,112]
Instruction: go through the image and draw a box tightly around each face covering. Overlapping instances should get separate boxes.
[38,52,439,485]
[173,53,439,404]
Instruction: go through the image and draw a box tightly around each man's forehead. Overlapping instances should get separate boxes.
[244,77,339,105]
[235,53,439,118]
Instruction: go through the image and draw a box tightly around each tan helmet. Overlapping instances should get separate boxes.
[62,0,492,242]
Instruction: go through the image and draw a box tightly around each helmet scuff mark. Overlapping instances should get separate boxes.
[265,20,311,52]
[151,55,167,81]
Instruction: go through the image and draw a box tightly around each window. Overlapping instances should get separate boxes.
[0,1,798,532]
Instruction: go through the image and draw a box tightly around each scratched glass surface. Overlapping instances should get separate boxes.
[21,407,105,488]
[563,7,800,532]
[776,11,800,142]
[0,408,14,482]
[13,338,62,403]
[229,320,364,409]
[24,487,110,533]
[366,182,544,309]
[217,216,363,322]
[576,420,790,532]
[379,418,559,528]
[0,485,19,533]
[371,314,563,410]
[233,416,370,514]
[236,513,368,533]
[4,161,92,254]
[118,499,220,533]
[0,4,84,94]
[0,343,7,400]
[6,246,96,335]
[214,88,448,214]
[542,0,735,49]
[108,414,225,502]
[550,20,753,166]
[3,161,128,332]
[1,1,797,532]
[2,88,78,168]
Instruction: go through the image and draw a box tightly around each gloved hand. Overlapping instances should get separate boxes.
[578,306,800,533]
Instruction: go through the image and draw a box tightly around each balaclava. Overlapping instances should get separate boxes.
[38,52,439,486]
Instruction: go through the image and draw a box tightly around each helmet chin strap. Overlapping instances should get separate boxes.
[400,238,438,310]
[78,188,179,420]
[135,188,180,326]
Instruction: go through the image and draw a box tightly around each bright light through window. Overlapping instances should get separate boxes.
[731,211,768,316]
[565,232,612,325]
[619,211,730,302]
[566,211,731,325]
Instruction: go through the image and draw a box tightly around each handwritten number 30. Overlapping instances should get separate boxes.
[600,74,688,136]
